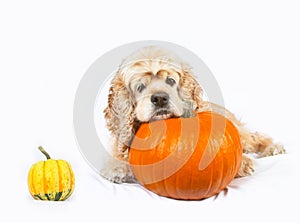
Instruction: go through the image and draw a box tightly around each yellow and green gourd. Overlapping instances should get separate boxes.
[28,146,75,201]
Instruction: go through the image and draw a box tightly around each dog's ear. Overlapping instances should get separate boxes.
[179,68,204,111]
[104,71,136,155]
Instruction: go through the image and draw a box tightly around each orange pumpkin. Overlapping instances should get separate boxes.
[129,111,242,200]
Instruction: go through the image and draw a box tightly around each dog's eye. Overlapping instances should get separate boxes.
[137,83,146,93]
[166,77,176,86]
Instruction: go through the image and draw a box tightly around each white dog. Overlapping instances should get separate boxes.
[101,46,285,183]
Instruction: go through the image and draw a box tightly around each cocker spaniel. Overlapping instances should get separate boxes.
[101,46,285,183]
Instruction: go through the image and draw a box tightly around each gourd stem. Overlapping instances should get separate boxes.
[38,146,51,160]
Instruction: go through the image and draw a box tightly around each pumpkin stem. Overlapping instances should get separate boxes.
[38,146,51,160]
[182,100,196,118]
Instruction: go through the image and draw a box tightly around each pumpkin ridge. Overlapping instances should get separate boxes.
[230,131,237,179]
[160,165,169,197]
[42,161,47,197]
[215,135,225,193]
[66,161,75,191]
[62,189,72,201]
[161,125,174,198]
[56,160,62,193]
[29,166,36,196]
[203,156,214,199]
[187,148,195,200]
[224,120,234,179]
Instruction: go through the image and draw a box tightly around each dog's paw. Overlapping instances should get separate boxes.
[258,143,286,158]
[100,163,137,184]
[236,155,255,177]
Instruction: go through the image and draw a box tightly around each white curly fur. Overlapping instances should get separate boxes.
[101,46,286,183]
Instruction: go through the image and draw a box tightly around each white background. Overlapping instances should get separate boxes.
[1,0,299,222]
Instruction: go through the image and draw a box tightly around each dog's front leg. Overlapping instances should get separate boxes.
[236,154,255,177]
[100,157,137,184]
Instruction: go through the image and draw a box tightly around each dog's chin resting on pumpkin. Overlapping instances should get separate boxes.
[100,46,286,184]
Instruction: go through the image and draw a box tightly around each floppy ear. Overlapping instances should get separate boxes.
[104,71,136,157]
[180,68,204,112]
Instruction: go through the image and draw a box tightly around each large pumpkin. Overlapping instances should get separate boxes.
[129,111,242,200]
[28,146,75,201]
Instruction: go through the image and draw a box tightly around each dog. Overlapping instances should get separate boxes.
[101,46,286,183]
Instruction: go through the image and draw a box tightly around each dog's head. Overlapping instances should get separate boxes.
[104,46,203,141]
[119,47,203,122]
[130,70,182,121]
[125,62,191,122]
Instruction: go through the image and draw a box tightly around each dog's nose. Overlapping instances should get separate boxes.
[151,92,169,107]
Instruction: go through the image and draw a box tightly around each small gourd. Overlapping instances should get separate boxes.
[28,146,75,201]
